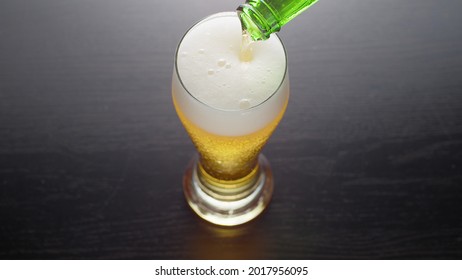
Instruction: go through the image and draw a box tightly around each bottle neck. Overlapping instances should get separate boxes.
[237,2,281,41]
[237,0,319,41]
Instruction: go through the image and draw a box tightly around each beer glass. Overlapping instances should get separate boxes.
[172,12,289,226]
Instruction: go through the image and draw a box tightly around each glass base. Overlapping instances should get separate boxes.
[183,154,274,226]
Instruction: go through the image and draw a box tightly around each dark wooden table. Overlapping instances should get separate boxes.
[1,0,461,259]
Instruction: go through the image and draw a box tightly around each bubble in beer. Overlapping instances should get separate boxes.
[239,98,251,109]
[208,69,215,75]
[198,48,205,54]
[225,63,232,69]
[181,51,188,57]
[217,59,226,67]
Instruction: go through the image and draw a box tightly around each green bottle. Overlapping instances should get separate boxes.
[237,0,319,41]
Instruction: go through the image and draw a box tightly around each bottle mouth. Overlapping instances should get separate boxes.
[237,4,271,41]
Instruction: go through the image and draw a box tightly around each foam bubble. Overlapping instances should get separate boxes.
[217,59,226,67]
[239,99,251,109]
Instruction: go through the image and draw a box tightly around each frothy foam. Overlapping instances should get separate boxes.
[173,12,289,136]
[176,13,286,111]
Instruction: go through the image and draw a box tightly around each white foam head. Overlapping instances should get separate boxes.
[173,12,289,136]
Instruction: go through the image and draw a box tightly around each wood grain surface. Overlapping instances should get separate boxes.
[1,0,461,259]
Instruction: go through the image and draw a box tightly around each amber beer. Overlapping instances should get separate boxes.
[172,12,289,225]
[173,91,287,183]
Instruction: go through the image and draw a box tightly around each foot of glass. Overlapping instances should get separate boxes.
[183,154,274,226]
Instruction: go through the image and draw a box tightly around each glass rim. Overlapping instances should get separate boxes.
[174,11,288,113]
